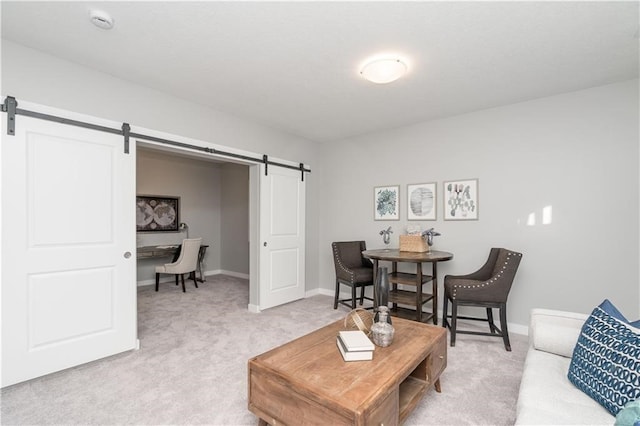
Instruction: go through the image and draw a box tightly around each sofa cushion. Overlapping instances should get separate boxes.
[516,348,613,424]
[529,309,589,358]
[534,321,583,358]
[567,300,640,416]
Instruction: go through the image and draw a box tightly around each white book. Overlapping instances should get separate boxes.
[338,330,375,352]
[337,336,373,362]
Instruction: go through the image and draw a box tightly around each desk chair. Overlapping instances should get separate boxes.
[442,248,522,351]
[155,238,202,293]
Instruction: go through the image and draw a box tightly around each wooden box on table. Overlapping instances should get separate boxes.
[399,235,429,253]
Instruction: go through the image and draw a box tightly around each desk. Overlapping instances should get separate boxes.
[137,244,209,282]
[362,249,453,324]
[137,245,180,258]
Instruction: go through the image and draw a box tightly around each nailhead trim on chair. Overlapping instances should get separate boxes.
[333,244,356,283]
[451,251,522,299]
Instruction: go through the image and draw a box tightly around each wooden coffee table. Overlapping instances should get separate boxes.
[248,317,446,425]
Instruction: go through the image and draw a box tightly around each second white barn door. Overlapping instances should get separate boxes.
[258,164,306,310]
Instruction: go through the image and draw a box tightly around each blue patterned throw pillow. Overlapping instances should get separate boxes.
[568,300,640,416]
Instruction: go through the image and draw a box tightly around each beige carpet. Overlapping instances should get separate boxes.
[1,275,527,425]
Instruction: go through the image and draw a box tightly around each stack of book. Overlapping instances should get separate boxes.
[336,330,375,361]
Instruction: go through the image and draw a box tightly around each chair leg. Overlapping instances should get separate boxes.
[450,301,458,347]
[351,284,357,309]
[175,275,179,286]
[334,279,340,309]
[442,296,449,328]
[180,274,186,293]
[155,273,160,292]
[192,271,199,289]
[359,285,365,305]
[500,303,511,351]
[487,308,497,333]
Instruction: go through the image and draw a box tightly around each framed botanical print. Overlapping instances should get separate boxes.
[374,185,399,220]
[407,182,436,220]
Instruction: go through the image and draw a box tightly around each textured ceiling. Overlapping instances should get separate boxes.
[2,1,638,142]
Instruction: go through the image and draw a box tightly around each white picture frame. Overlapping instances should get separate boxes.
[443,179,479,220]
[407,182,437,221]
[374,185,400,221]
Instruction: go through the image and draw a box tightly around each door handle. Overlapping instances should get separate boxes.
[263,242,267,247]
[124,251,132,259]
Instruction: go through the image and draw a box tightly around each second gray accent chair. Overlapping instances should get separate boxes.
[442,248,523,351]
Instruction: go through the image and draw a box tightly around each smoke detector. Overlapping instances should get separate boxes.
[89,10,114,30]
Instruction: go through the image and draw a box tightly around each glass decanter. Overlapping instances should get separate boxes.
[370,306,394,347]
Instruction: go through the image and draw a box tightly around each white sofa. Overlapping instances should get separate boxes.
[515,309,615,425]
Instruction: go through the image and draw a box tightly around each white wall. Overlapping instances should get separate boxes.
[2,40,321,291]
[319,79,640,328]
[3,40,638,327]
[221,163,250,275]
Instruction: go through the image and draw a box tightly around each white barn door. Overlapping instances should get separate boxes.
[1,110,137,387]
[258,165,305,310]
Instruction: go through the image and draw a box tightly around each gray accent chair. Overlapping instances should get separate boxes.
[331,241,375,310]
[442,248,523,351]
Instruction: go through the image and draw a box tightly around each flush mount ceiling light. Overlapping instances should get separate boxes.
[89,9,114,30]
[360,58,408,84]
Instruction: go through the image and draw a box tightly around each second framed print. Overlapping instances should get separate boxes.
[407,182,436,220]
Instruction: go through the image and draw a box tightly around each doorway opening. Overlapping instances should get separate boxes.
[135,142,257,310]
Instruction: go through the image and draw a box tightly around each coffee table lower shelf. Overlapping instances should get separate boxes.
[399,375,428,423]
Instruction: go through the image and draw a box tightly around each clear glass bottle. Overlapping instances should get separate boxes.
[374,267,392,325]
[371,306,395,347]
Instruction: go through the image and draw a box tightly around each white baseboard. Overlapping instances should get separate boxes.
[508,322,528,336]
[313,288,528,335]
[137,277,165,287]
[208,269,250,280]
[137,269,249,287]
[454,318,528,336]
[306,288,331,297]
[145,278,529,335]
